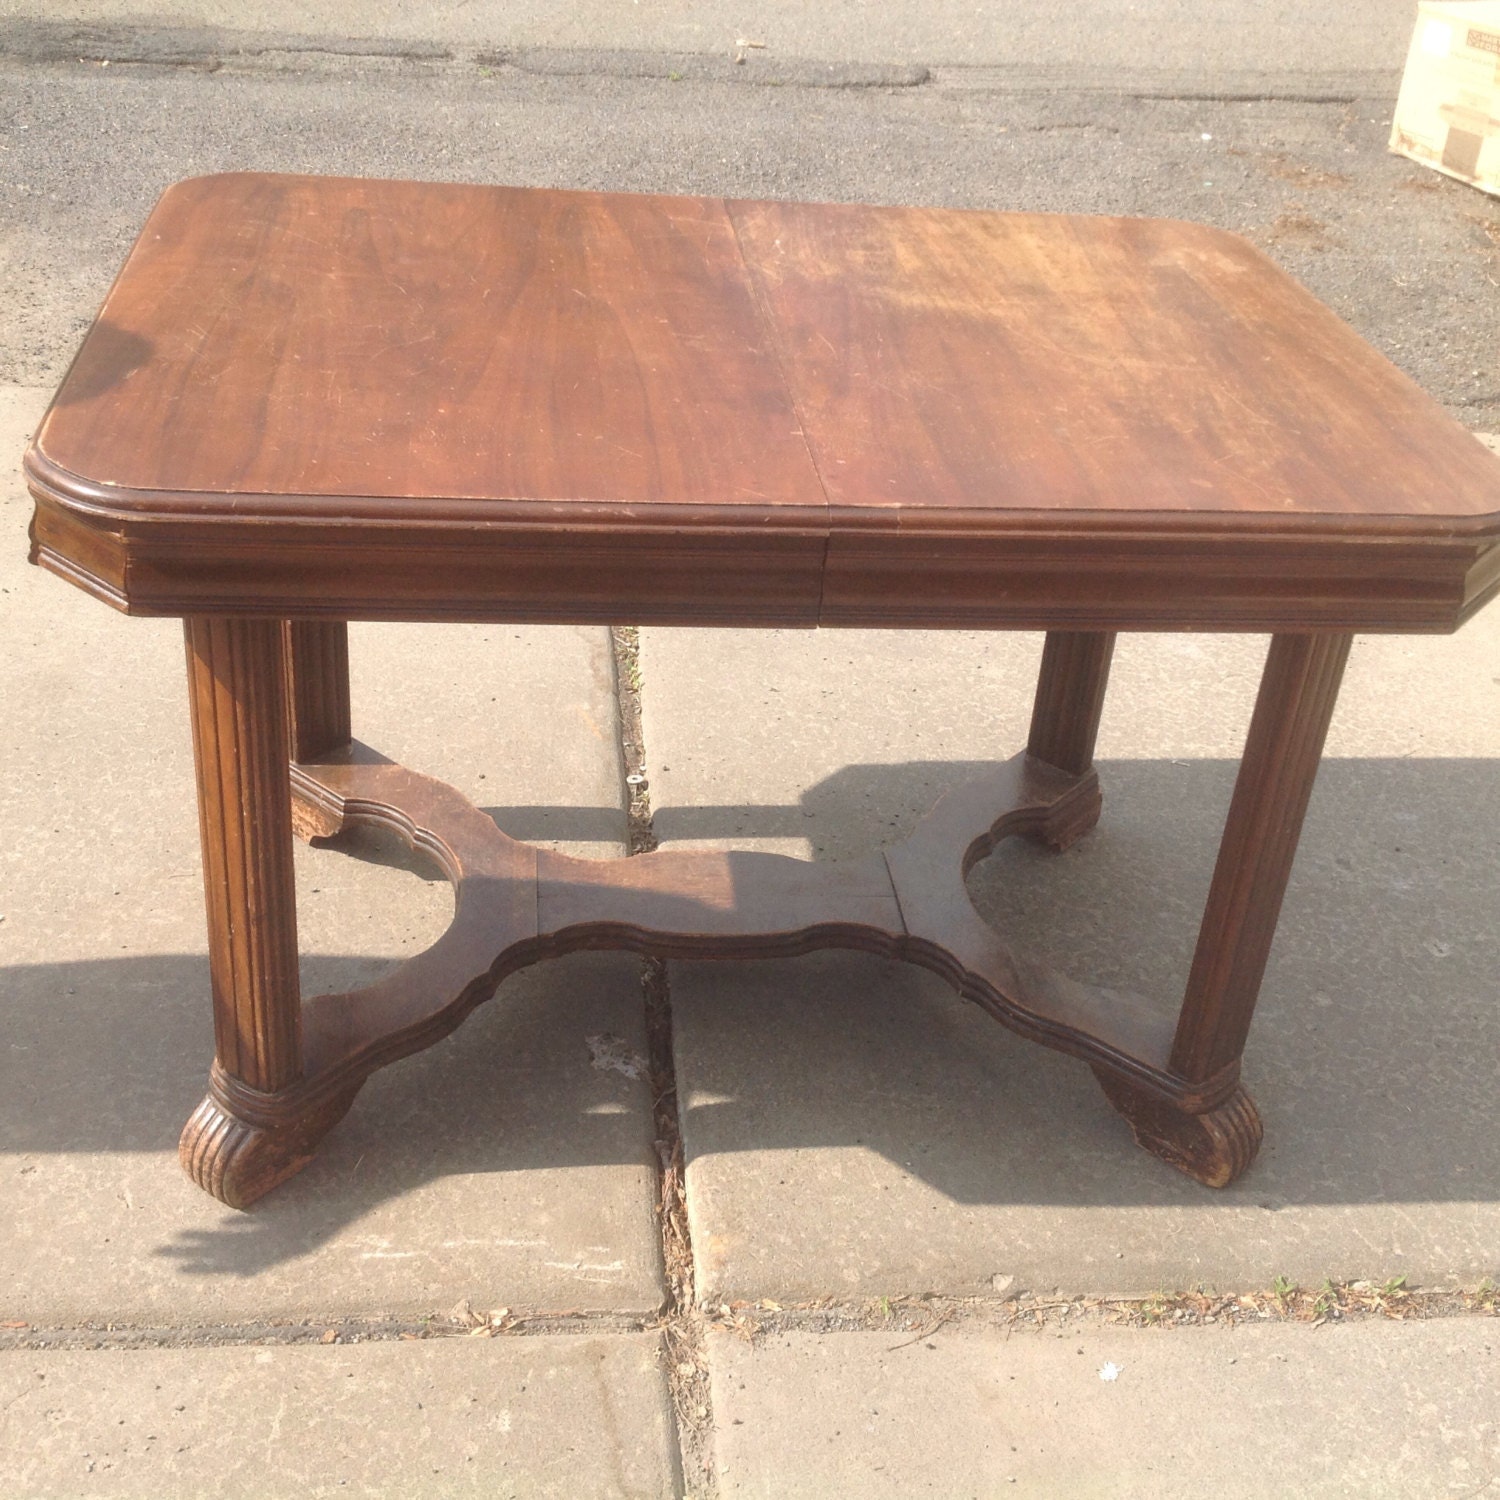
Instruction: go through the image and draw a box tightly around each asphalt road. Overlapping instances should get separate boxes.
[2,45,1497,426]
[0,0,1423,77]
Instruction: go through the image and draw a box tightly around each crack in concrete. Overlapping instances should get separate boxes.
[0,1313,651,1352]
[4,1281,1493,1356]
[610,624,719,1499]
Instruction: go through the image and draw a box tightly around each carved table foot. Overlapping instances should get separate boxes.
[1029,778,1103,853]
[1090,1065,1263,1188]
[180,1076,363,1210]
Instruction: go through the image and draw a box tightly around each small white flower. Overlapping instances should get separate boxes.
[1099,1362,1122,1382]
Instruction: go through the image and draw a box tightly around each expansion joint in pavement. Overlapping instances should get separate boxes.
[610,624,719,1497]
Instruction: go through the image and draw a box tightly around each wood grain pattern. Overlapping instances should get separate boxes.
[284,621,351,762]
[36,175,824,516]
[184,738,1258,1205]
[1091,1069,1263,1189]
[183,617,301,1093]
[536,844,903,953]
[24,175,1500,630]
[729,199,1500,525]
[26,503,830,626]
[175,622,1359,1203]
[180,1083,361,1212]
[1169,632,1352,1082]
[299,750,1123,1068]
[181,616,338,1207]
[1027,631,1116,772]
[814,525,1496,633]
[25,178,1496,1204]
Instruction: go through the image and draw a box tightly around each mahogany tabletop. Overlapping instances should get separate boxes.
[25,172,1500,632]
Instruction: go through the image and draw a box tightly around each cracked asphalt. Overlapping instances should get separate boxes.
[0,0,1426,75]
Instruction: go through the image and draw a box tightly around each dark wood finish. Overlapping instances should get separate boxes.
[284,621,351,763]
[284,620,353,839]
[25,501,830,627]
[1084,633,1349,1183]
[814,527,1499,633]
[23,176,1500,1204]
[1169,632,1353,1082]
[1028,632,1115,776]
[287,748,540,1083]
[182,728,1295,1205]
[197,744,1198,1206]
[23,176,1500,630]
[1091,1070,1263,1190]
[1026,630,1115,849]
[34,176,824,516]
[728,200,1500,525]
[180,617,352,1208]
[882,757,1180,1089]
[183,617,301,1093]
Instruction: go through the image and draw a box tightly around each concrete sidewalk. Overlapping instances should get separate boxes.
[0,1335,681,1497]
[706,1319,1500,1498]
[3,18,1499,1497]
[641,615,1500,1304]
[0,380,659,1329]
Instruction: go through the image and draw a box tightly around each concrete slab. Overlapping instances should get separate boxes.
[642,616,1500,1300]
[0,1333,677,1498]
[2,385,660,1323]
[706,1319,1500,1498]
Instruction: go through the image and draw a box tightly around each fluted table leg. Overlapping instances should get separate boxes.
[1093,632,1352,1186]
[179,616,356,1207]
[1025,631,1116,848]
[283,620,354,839]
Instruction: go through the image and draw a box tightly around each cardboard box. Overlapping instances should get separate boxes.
[1390,0,1500,196]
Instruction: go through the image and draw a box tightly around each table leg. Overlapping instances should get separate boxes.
[1026,631,1115,847]
[284,621,353,839]
[1092,632,1352,1185]
[283,621,352,762]
[179,616,356,1207]
[164,621,1348,1202]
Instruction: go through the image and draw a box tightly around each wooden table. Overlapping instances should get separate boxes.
[25,173,1500,1208]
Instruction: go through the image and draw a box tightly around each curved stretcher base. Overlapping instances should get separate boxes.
[183,744,1259,1206]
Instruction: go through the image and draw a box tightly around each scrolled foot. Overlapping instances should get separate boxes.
[1091,1066,1263,1188]
[1033,776,1103,852]
[179,1085,360,1209]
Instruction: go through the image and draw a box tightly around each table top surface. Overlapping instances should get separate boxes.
[24,173,1500,633]
[29,172,1500,537]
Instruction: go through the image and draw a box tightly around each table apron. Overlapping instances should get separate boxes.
[27,498,1496,633]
